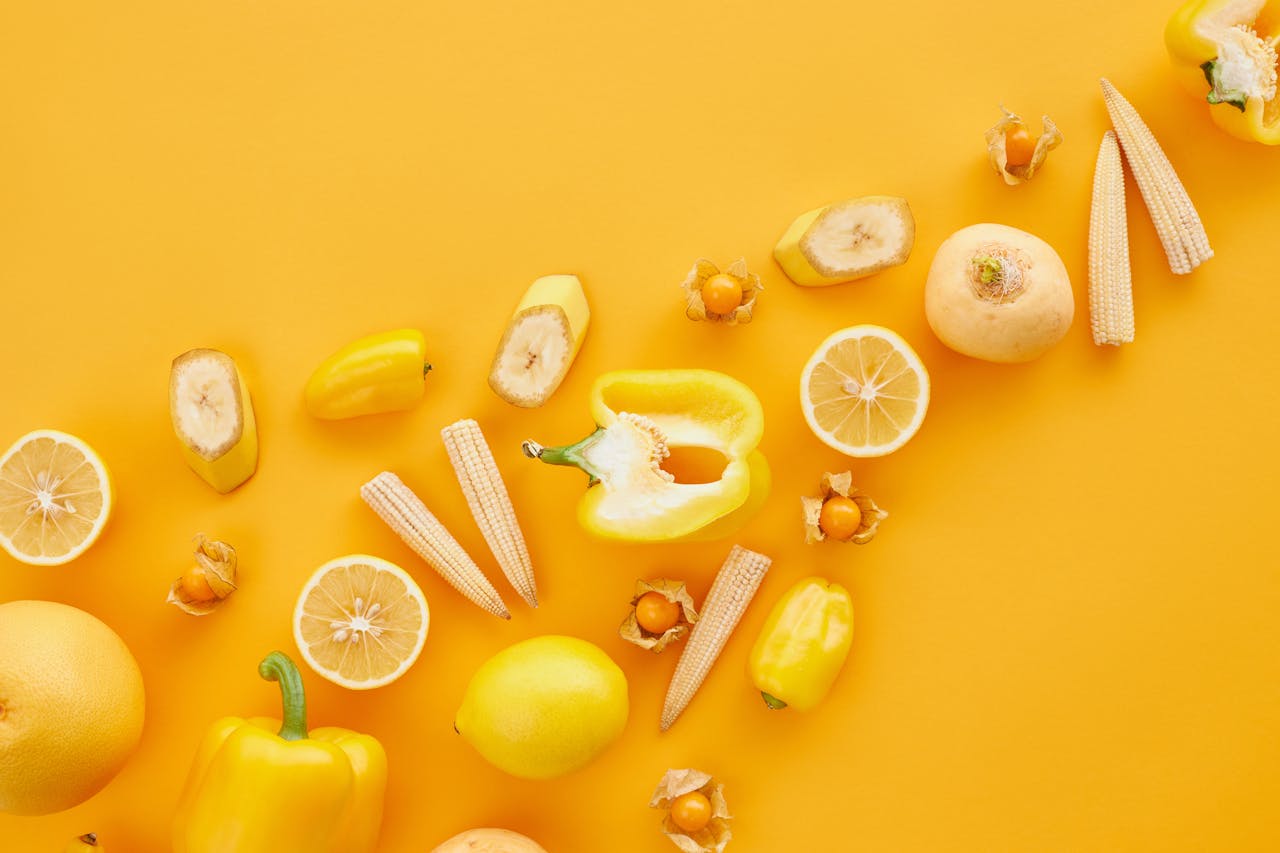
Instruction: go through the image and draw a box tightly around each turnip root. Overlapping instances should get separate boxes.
[924,223,1073,363]
[430,828,550,853]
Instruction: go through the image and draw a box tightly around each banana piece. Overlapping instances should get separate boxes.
[65,834,103,852]
[169,348,258,493]
[489,274,590,408]
[774,196,915,286]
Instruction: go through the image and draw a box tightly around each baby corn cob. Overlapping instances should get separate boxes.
[441,419,537,608]
[1089,131,1135,346]
[661,545,771,731]
[1100,78,1212,275]
[361,471,510,619]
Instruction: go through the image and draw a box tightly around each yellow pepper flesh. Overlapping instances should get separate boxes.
[1166,0,1280,144]
[676,449,771,543]
[304,328,431,419]
[747,577,854,712]
[172,652,386,853]
[525,369,768,542]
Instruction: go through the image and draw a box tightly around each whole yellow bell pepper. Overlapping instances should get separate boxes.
[747,577,854,711]
[1166,0,1280,144]
[523,369,769,542]
[172,651,387,853]
[304,328,432,419]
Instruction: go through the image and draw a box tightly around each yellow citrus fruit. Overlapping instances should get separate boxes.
[455,635,628,780]
[292,554,429,690]
[800,325,930,457]
[0,600,144,816]
[0,430,112,566]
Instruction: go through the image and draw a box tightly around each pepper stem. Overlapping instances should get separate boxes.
[522,428,606,483]
[79,836,98,847]
[761,692,788,710]
[1201,60,1249,112]
[258,651,309,741]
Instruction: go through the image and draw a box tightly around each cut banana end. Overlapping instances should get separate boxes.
[169,348,258,493]
[774,196,915,286]
[489,274,589,408]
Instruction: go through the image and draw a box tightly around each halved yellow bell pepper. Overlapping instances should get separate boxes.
[172,652,387,853]
[1166,0,1280,143]
[747,577,854,711]
[304,329,432,419]
[523,369,769,542]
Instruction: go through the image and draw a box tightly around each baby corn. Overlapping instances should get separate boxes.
[441,419,537,608]
[1100,78,1212,275]
[1089,131,1135,346]
[661,545,771,731]
[361,471,510,619]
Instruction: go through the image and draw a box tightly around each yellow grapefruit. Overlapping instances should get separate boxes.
[0,600,144,815]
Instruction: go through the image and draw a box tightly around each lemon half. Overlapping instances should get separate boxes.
[0,430,112,566]
[800,325,930,457]
[293,555,429,690]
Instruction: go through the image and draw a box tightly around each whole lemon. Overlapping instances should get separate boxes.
[455,635,627,780]
[0,600,145,815]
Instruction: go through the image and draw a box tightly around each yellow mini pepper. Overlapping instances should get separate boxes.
[1166,0,1280,144]
[747,577,854,711]
[304,328,432,419]
[522,369,769,542]
[172,651,387,853]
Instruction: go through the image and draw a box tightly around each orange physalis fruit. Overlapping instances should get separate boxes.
[818,495,863,541]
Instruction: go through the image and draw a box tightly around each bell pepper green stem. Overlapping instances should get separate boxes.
[522,428,606,484]
[761,692,788,710]
[1201,61,1248,112]
[258,651,308,741]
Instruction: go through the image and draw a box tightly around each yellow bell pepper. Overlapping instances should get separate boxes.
[523,369,769,542]
[1166,0,1280,144]
[172,651,387,853]
[747,577,854,711]
[304,328,432,419]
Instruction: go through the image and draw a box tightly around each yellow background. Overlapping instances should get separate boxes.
[2,0,1278,850]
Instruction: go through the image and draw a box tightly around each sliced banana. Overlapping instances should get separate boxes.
[774,196,915,286]
[169,348,258,493]
[489,275,589,408]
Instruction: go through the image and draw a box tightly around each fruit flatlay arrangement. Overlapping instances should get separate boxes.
[0,1,1269,848]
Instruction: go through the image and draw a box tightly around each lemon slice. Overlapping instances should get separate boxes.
[293,554,429,690]
[800,325,930,457]
[0,430,112,566]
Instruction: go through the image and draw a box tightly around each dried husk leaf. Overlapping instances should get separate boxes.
[650,768,732,853]
[682,257,762,325]
[620,578,699,652]
[167,535,237,616]
[985,107,1063,185]
[802,471,887,545]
